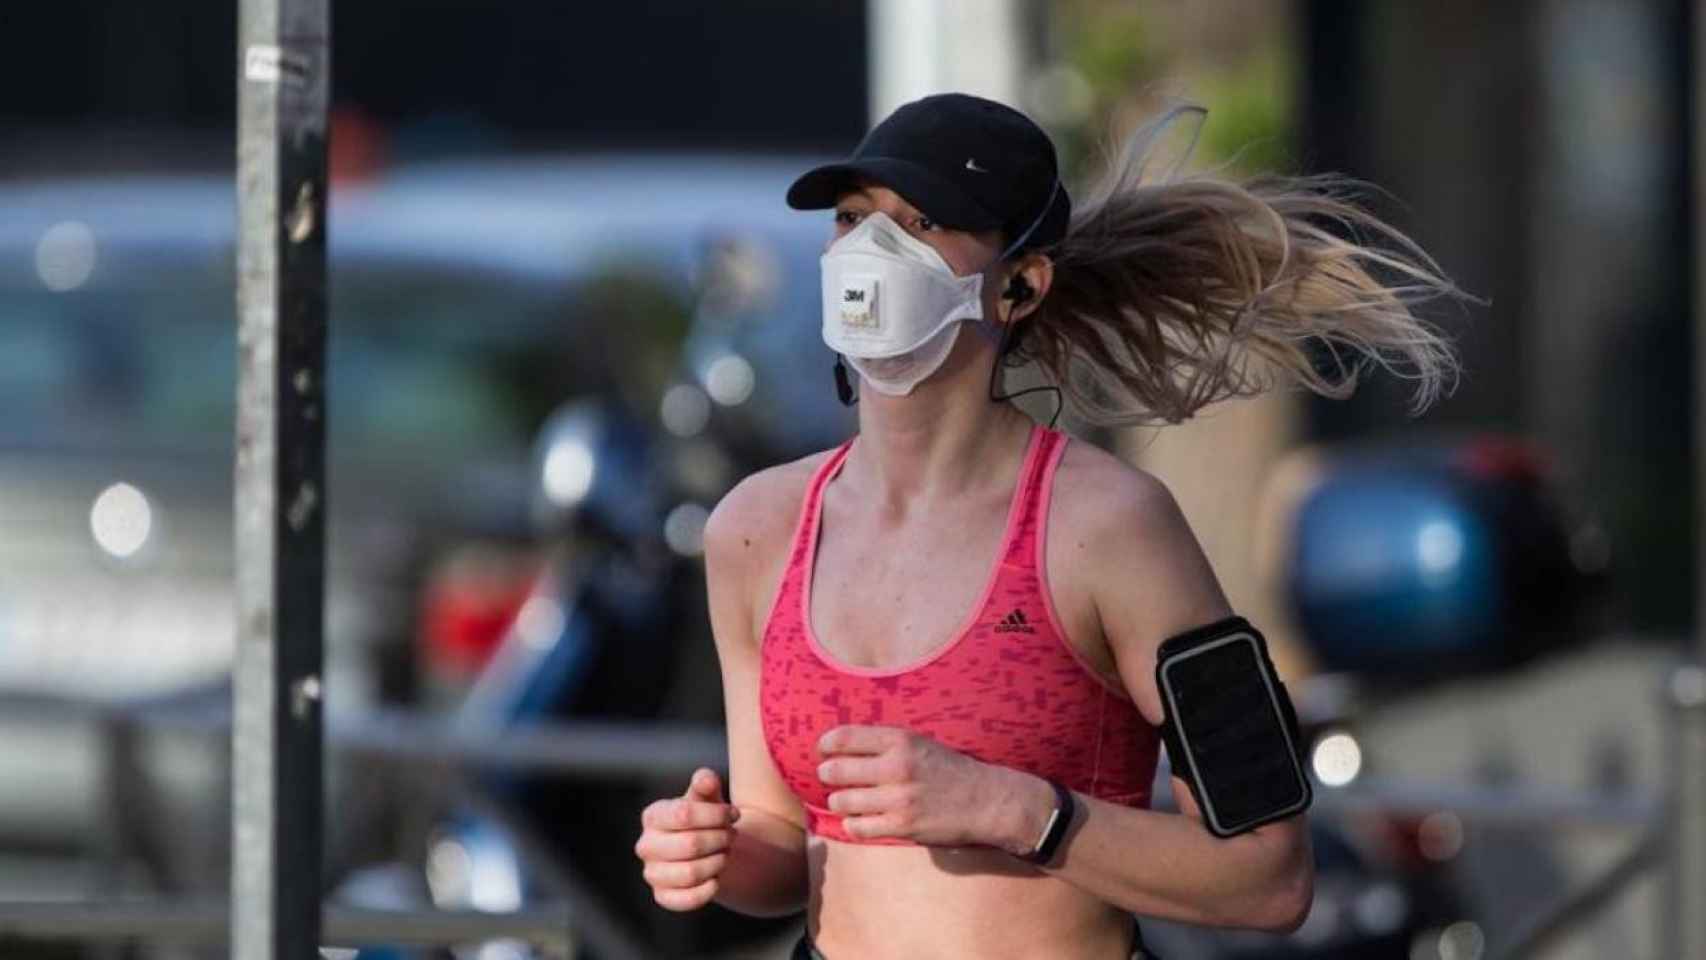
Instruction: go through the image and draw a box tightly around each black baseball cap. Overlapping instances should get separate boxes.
[786,92,1070,254]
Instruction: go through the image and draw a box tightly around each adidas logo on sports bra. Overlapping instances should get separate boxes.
[994,608,1037,634]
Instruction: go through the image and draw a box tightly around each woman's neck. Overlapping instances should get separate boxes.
[848,383,1035,512]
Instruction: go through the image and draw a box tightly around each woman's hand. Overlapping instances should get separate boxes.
[635,767,743,911]
[816,725,1041,852]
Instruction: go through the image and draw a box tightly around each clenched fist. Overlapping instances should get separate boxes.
[635,767,743,911]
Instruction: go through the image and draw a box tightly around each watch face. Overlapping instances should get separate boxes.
[1161,634,1306,833]
[1025,781,1072,861]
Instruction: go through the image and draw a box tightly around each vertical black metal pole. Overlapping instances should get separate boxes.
[234,0,329,957]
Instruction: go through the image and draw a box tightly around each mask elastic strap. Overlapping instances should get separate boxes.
[994,177,1062,264]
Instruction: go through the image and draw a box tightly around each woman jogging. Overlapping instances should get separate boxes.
[634,92,1459,959]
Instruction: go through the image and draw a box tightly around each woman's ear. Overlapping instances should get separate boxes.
[1000,254,1054,323]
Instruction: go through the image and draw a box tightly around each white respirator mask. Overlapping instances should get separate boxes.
[818,180,1060,397]
[818,211,984,396]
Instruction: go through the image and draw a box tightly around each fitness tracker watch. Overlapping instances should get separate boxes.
[1020,778,1075,866]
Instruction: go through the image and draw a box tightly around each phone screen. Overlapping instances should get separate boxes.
[1164,636,1305,831]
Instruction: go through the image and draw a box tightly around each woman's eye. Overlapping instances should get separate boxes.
[831,209,933,232]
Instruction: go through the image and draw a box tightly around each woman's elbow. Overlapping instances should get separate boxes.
[1254,821,1315,933]
[1259,859,1314,933]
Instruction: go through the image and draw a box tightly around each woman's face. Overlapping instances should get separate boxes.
[825,178,1032,391]
[826,178,1004,278]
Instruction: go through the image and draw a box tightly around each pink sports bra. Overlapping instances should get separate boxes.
[758,423,1161,844]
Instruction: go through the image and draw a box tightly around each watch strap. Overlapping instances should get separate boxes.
[1021,778,1075,866]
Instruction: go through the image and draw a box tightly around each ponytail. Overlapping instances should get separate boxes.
[1016,105,1465,426]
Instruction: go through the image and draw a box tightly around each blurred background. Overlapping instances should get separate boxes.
[0,0,1696,958]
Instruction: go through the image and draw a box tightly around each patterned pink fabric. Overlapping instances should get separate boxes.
[758,424,1160,844]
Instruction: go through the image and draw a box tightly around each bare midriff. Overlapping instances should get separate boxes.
[804,837,1135,960]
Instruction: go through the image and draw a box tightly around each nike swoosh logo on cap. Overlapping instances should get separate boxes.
[965,158,990,173]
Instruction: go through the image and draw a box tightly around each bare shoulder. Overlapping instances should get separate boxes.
[703,449,834,563]
[1050,436,1233,720]
[1051,437,1183,545]
[701,447,841,642]
[1050,438,1218,622]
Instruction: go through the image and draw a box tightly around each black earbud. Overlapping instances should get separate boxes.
[1002,275,1035,303]
[833,356,858,406]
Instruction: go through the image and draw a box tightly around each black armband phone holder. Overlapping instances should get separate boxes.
[1155,615,1312,838]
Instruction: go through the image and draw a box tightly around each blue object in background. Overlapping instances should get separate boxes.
[1292,468,1499,673]
[1283,437,1599,683]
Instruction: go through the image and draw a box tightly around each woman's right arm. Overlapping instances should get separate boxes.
[695,469,813,916]
[635,468,812,915]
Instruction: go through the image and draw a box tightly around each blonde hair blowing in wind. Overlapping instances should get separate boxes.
[1013,104,1465,427]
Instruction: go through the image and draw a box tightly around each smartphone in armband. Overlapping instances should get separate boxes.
[1155,615,1312,838]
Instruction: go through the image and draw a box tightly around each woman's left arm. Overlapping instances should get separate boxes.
[992,759,1313,932]
[998,462,1313,932]
[814,459,1313,931]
